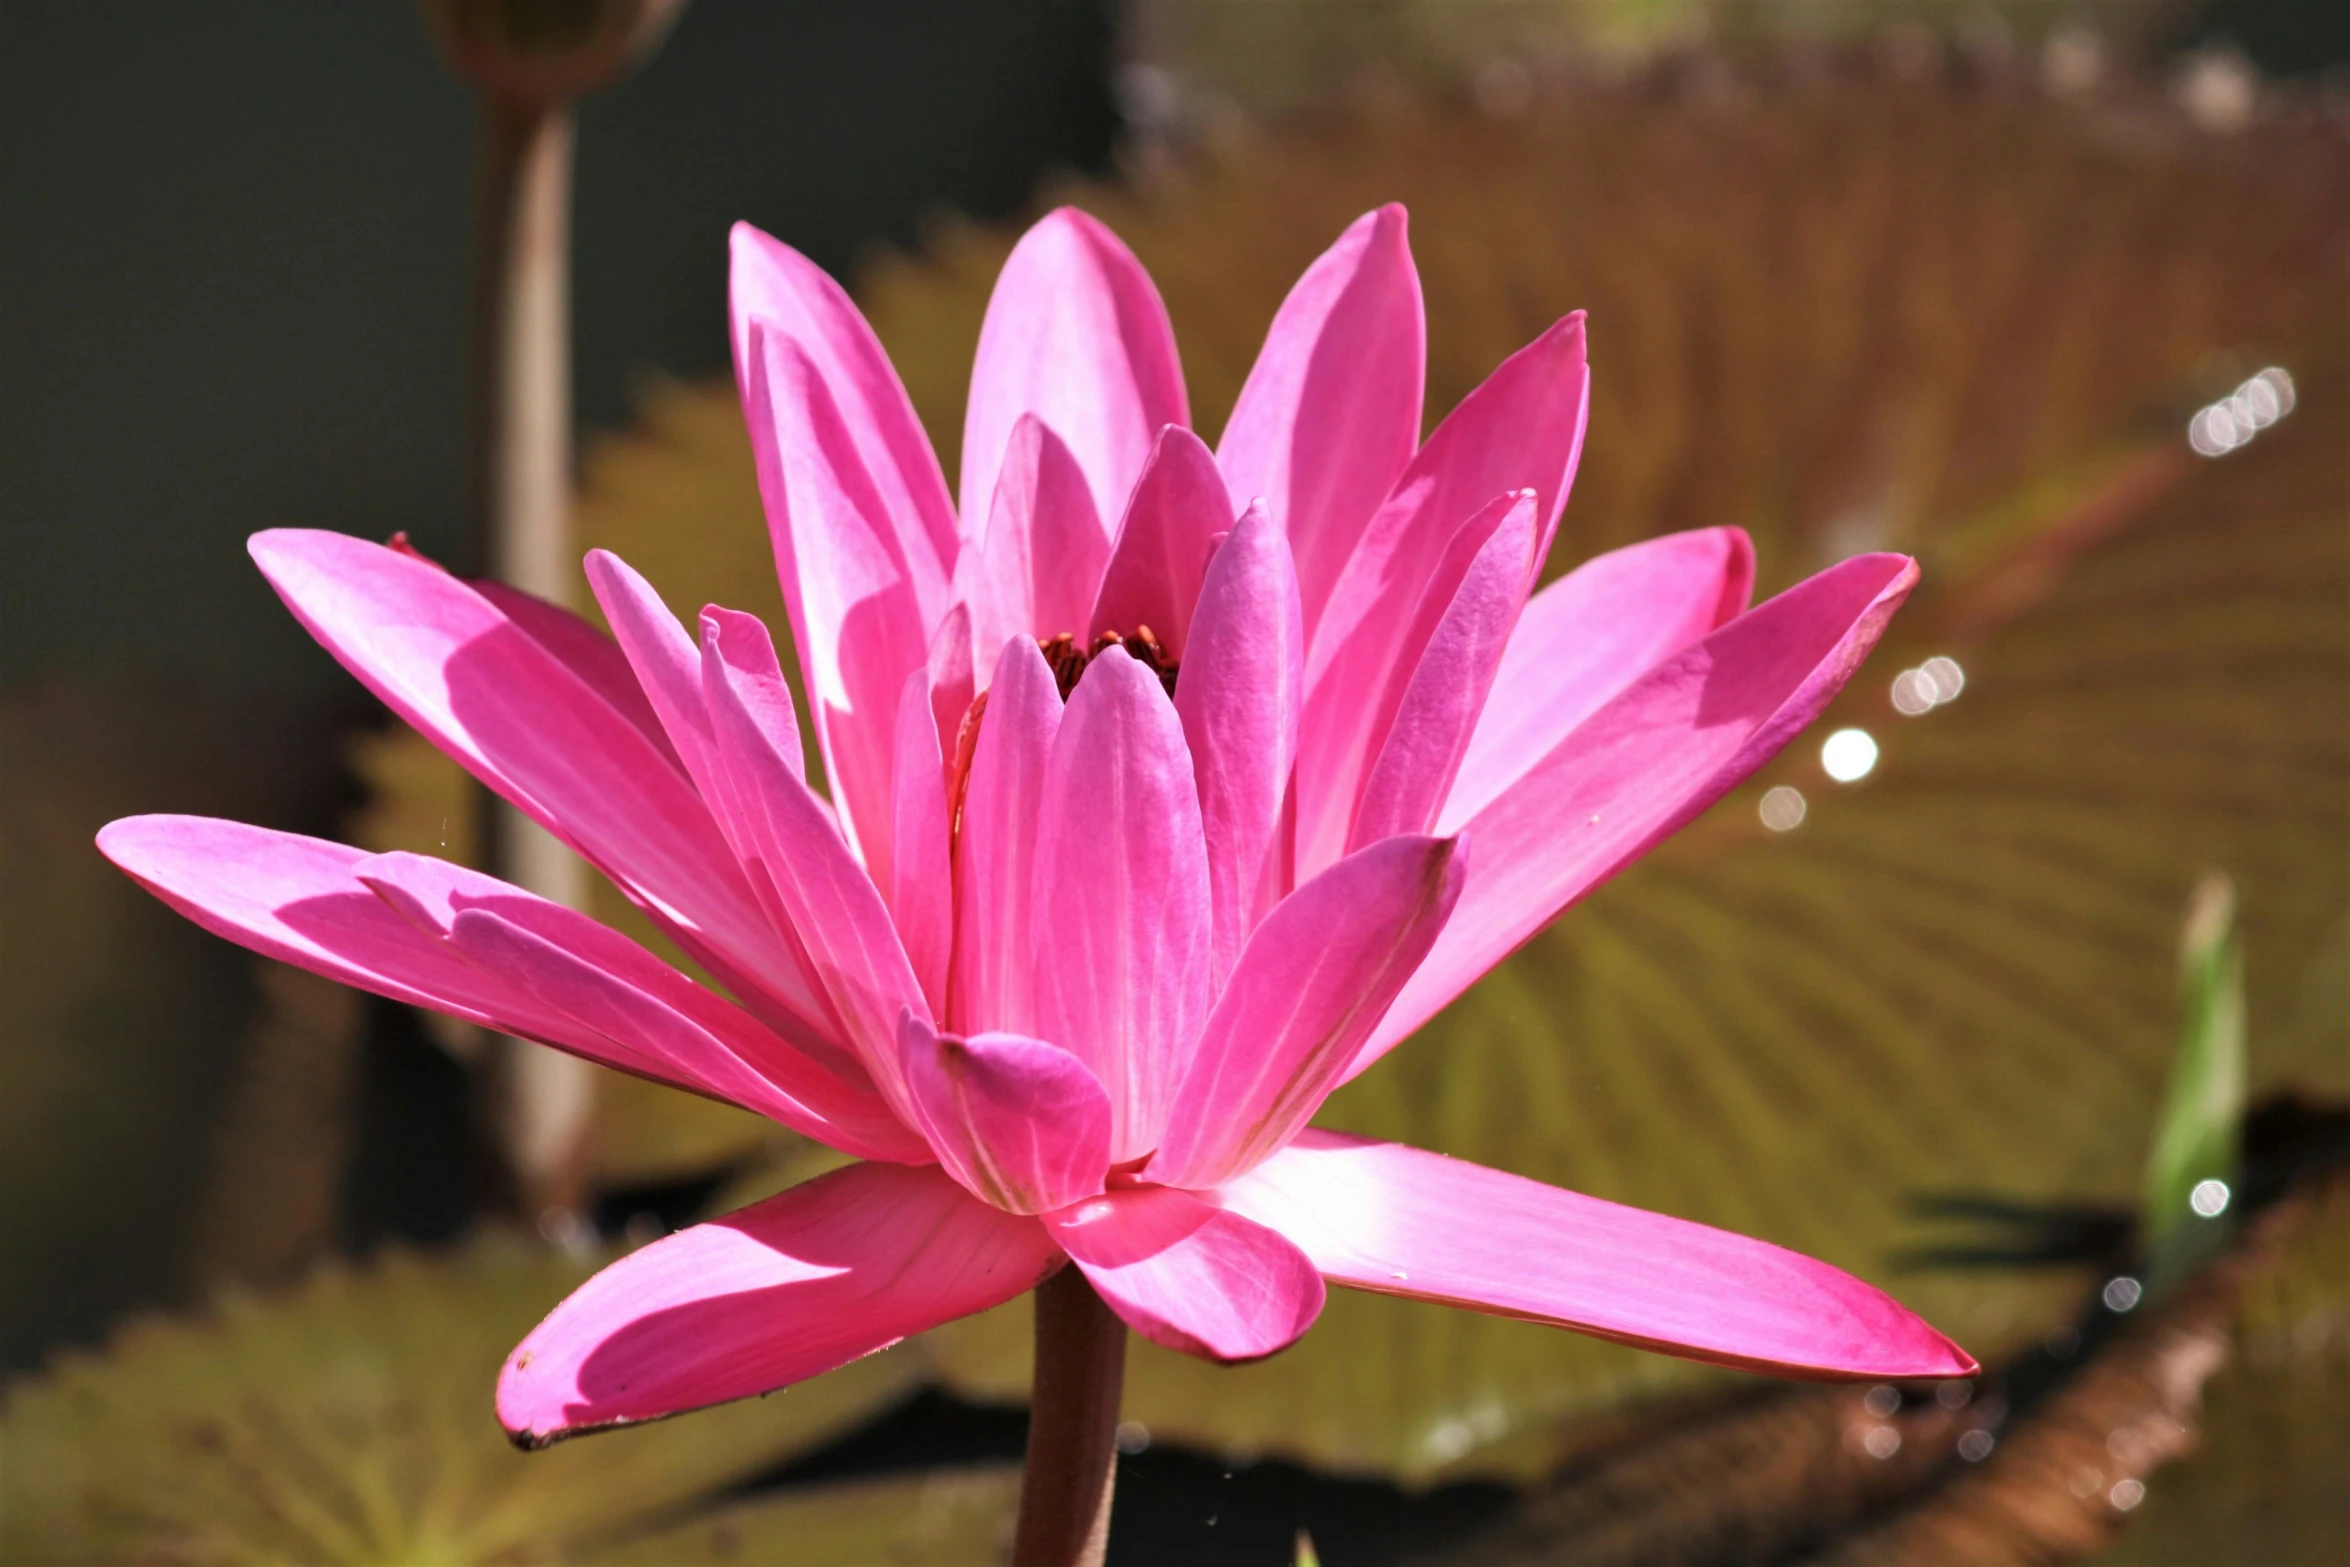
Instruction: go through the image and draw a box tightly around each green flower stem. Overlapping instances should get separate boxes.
[1013,1267,1128,1567]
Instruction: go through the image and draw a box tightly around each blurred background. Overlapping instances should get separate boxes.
[3,2,2345,1562]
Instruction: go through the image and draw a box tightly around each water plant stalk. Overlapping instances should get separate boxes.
[1014,1268,1129,1567]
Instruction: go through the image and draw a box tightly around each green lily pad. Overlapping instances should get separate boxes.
[881,84,2347,1477]
[583,1468,1015,1566]
[0,1236,922,1565]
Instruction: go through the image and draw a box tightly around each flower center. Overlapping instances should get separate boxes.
[944,626,1180,870]
[1037,626,1178,701]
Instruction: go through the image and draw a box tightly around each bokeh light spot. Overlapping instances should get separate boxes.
[1821,728,1878,782]
[1759,785,1808,832]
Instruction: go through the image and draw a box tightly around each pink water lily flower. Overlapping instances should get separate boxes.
[100,204,1969,1448]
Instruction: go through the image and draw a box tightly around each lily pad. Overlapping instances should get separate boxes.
[0,1236,922,1564]
[877,84,2347,1477]
[584,1468,1015,1566]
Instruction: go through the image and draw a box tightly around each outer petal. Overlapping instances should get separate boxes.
[1087,424,1232,658]
[1044,1186,1324,1362]
[1296,489,1528,878]
[381,536,678,770]
[247,530,784,1008]
[952,638,1062,1035]
[352,846,879,1124]
[442,903,925,1163]
[1030,649,1213,1161]
[956,415,1108,663]
[582,560,841,1044]
[1446,526,1756,825]
[742,327,937,889]
[960,208,1187,531]
[898,1017,1112,1215]
[1303,312,1585,653]
[1347,494,1535,850]
[1221,1132,1977,1380]
[499,1162,1058,1446]
[1356,553,1919,1076]
[1148,835,1463,1191]
[94,817,899,1158]
[701,615,931,1119]
[470,578,680,771]
[1173,503,1304,984]
[95,817,682,1086]
[1217,204,1424,630]
[585,549,729,793]
[698,607,806,784]
[728,222,959,581]
[889,670,953,1017]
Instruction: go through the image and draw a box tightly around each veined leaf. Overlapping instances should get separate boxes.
[582,1468,1015,1566]
[0,1236,921,1565]
[882,85,2348,1477]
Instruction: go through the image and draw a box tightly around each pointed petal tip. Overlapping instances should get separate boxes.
[93,812,179,874]
[244,525,343,575]
[1899,1321,1979,1380]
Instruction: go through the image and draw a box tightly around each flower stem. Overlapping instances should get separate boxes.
[466,87,598,1219]
[1013,1266,1128,1567]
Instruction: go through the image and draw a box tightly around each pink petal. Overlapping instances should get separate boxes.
[1044,1185,1324,1362]
[742,327,939,891]
[700,614,931,1120]
[585,549,727,791]
[951,637,1063,1035]
[1293,316,1587,858]
[247,529,783,1007]
[889,671,953,1017]
[1348,494,1536,850]
[1087,425,1232,658]
[955,415,1109,663]
[500,1161,1058,1446]
[94,816,885,1148]
[1304,312,1586,652]
[1030,648,1212,1162]
[898,1017,1112,1215]
[1294,489,1528,878]
[440,901,925,1163]
[582,555,844,1044]
[1446,527,1756,825]
[924,601,977,763]
[698,606,807,782]
[960,208,1187,532]
[1355,552,1919,1077]
[1216,205,1424,631]
[1221,1132,1977,1380]
[1172,503,1304,985]
[349,842,862,1087]
[729,222,959,582]
[471,578,681,772]
[1147,835,1464,1191]
[95,816,673,1080]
